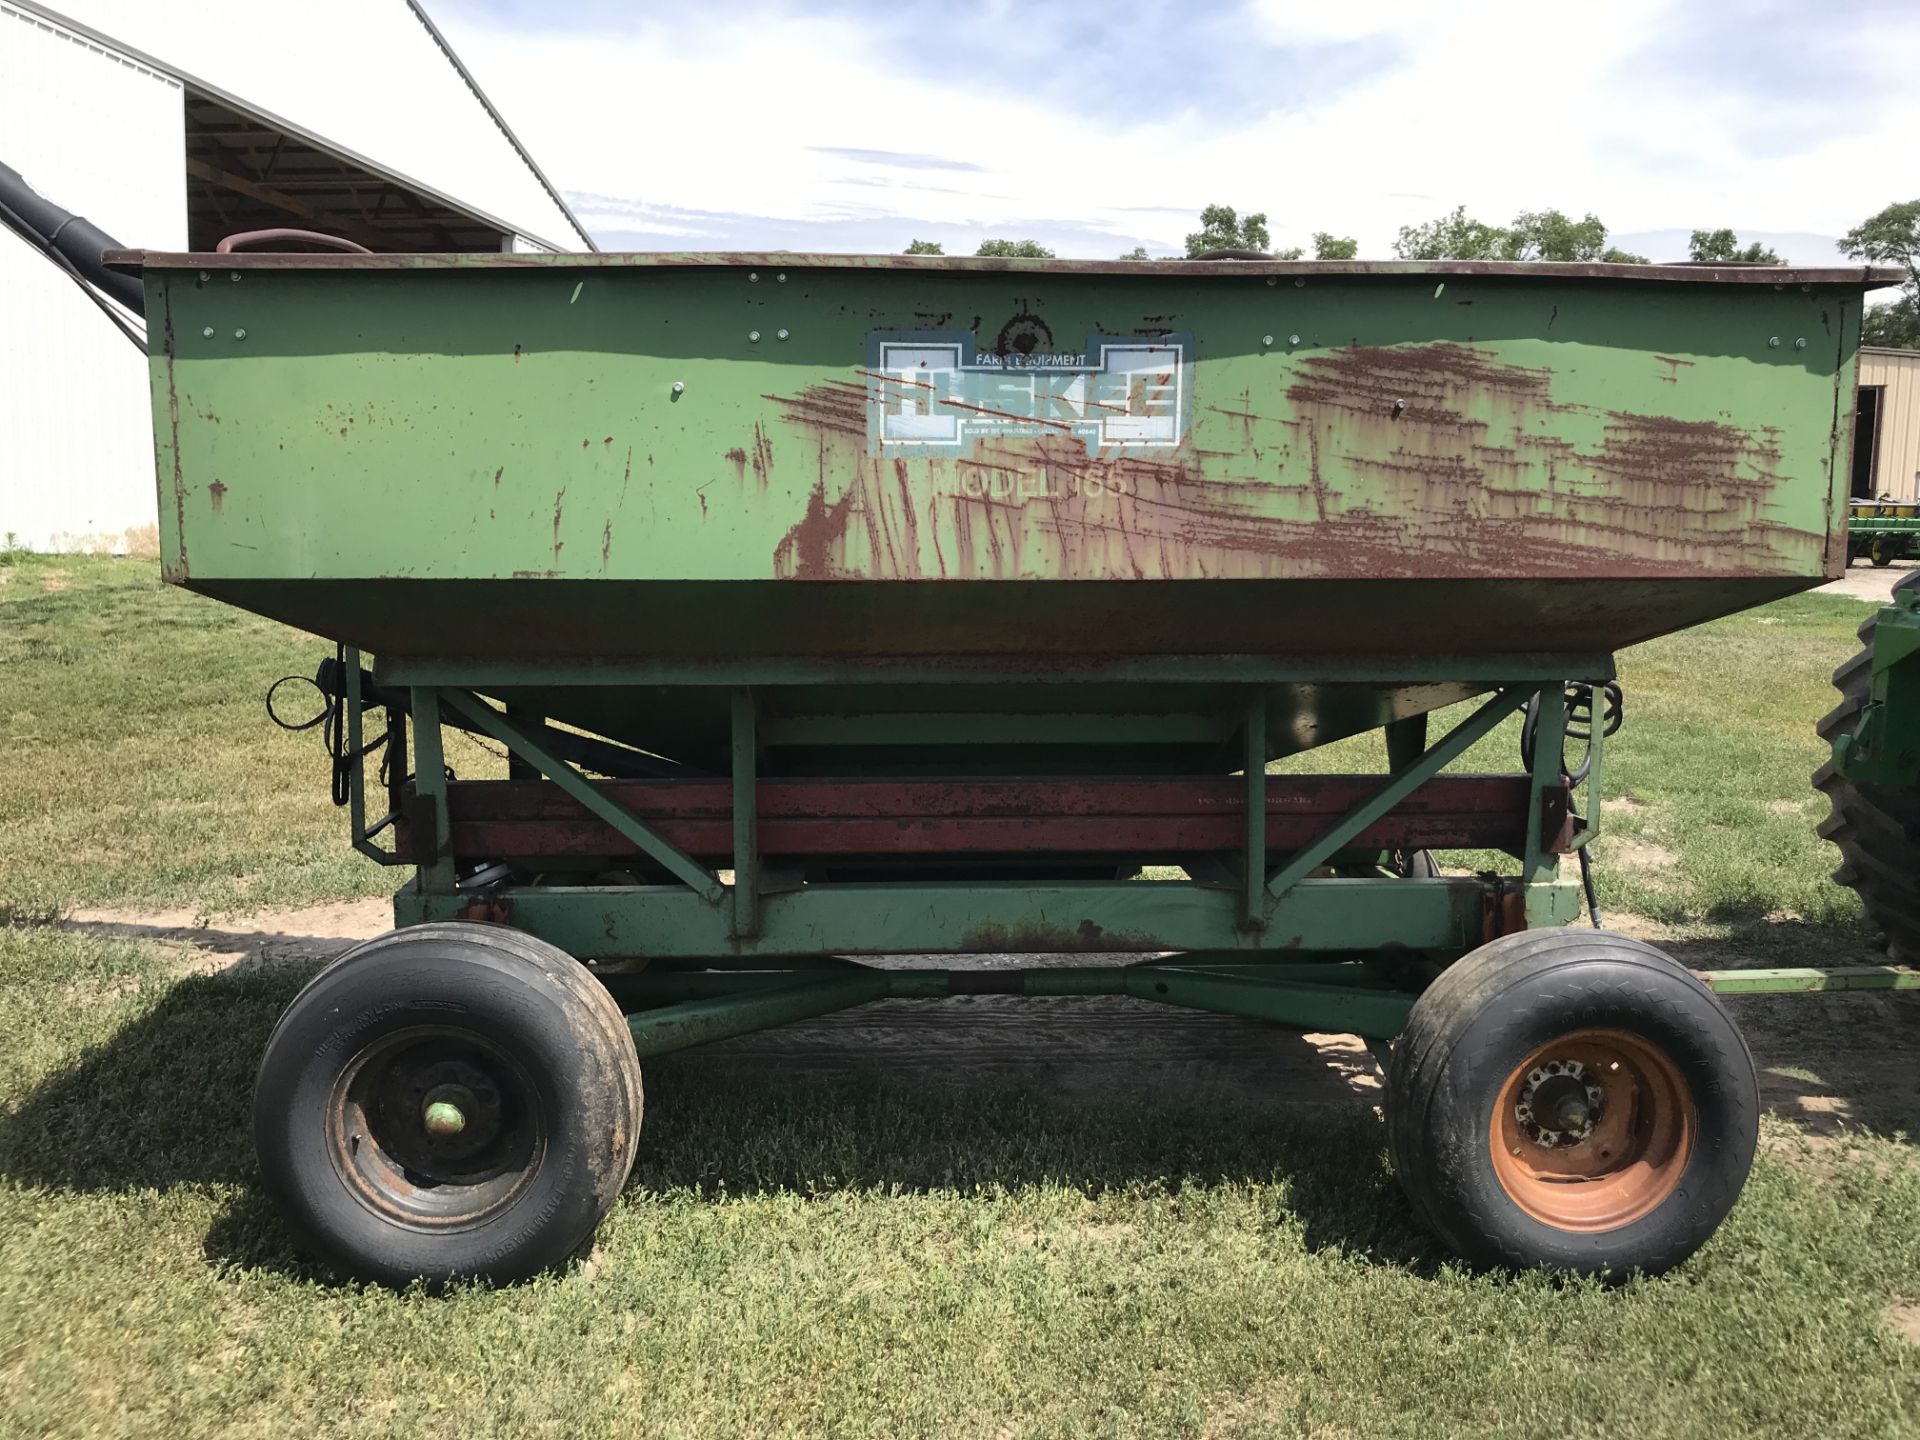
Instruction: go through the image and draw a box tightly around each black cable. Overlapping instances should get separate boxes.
[1520,683,1621,930]
[267,644,390,807]
[266,674,329,731]
[1520,681,1622,785]
[0,194,147,353]
[1576,839,1603,929]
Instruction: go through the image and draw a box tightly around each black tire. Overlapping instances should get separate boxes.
[1399,849,1440,879]
[1386,929,1757,1277]
[253,921,642,1288]
[1871,537,1894,567]
[1815,568,1920,966]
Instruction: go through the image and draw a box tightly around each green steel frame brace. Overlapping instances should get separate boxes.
[389,673,1591,959]
[732,688,759,938]
[332,655,1920,1061]
[1262,686,1534,907]
[1698,966,1920,995]
[438,688,727,905]
[609,959,1424,1059]
[379,672,1625,1054]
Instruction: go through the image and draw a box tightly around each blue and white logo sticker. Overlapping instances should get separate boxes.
[865,331,1192,457]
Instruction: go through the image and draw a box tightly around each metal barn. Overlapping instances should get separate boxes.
[0,0,588,553]
[1855,346,1920,504]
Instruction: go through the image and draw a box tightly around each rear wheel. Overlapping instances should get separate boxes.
[1815,569,1920,965]
[254,922,642,1287]
[1387,929,1757,1276]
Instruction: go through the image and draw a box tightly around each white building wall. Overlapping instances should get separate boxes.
[0,5,184,552]
[1858,348,1920,503]
[40,0,585,251]
[1,1,586,551]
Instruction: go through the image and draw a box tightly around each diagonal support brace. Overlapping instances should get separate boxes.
[440,688,727,904]
[1264,686,1535,906]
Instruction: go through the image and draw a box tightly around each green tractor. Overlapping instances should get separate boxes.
[1819,569,1920,961]
[1844,498,1920,569]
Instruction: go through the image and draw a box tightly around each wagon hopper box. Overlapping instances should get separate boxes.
[20,203,1904,1287]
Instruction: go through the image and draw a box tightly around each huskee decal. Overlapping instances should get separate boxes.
[865,330,1192,457]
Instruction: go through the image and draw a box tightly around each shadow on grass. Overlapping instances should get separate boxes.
[12,929,1908,1286]
[1653,919,1920,1140]
[0,965,1451,1281]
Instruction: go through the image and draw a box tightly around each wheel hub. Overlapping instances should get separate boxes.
[377,1057,504,1168]
[422,1086,473,1138]
[1513,1059,1605,1148]
[1490,1027,1697,1234]
[327,1027,543,1231]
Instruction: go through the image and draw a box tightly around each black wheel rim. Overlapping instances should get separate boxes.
[326,1026,545,1231]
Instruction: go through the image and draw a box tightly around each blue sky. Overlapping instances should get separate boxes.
[434,0,1917,263]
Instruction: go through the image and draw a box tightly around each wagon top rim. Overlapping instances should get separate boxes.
[102,249,1906,289]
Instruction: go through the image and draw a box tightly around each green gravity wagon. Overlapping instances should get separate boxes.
[10,162,1918,1285]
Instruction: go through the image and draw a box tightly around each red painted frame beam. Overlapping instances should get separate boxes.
[396,774,1566,862]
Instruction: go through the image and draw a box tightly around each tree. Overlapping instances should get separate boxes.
[1185,204,1271,256]
[1393,206,1645,263]
[1864,293,1920,349]
[1841,200,1920,285]
[904,239,944,255]
[1688,228,1781,264]
[1503,210,1646,263]
[975,238,1055,258]
[1393,206,1506,261]
[1312,232,1358,260]
[1841,201,1920,351]
[1118,245,1150,261]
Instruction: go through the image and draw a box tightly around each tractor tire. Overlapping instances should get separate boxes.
[253,921,642,1288]
[1814,568,1920,966]
[1386,928,1757,1277]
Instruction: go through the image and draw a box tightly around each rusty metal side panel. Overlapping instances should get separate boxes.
[149,264,1865,597]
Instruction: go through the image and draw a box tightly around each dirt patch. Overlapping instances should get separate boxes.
[37,568,69,593]
[690,989,1377,1108]
[1609,837,1677,871]
[1889,1301,1920,1346]
[1601,795,1646,815]
[1603,911,1678,943]
[1765,798,1812,818]
[59,898,390,974]
[1200,1378,1306,1439]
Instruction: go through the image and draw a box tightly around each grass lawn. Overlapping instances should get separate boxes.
[2,553,1917,1438]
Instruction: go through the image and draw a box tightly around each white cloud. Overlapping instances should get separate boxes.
[435,1,1920,260]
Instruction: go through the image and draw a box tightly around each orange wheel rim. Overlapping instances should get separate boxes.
[1489,1028,1695,1233]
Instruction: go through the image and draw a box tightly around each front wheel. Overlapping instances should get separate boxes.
[1386,929,1757,1276]
[253,922,643,1287]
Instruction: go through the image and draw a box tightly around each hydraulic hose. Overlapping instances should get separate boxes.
[0,160,144,311]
